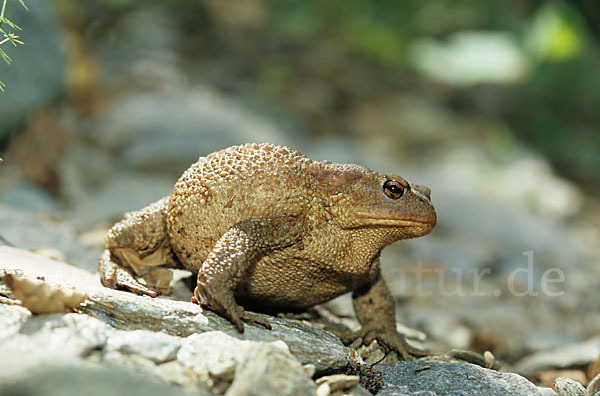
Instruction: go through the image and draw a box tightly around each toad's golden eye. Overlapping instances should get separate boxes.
[383,180,405,200]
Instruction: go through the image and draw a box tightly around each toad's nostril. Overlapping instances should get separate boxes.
[414,184,431,200]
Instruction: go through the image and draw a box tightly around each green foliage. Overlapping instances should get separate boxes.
[0,0,28,92]
[257,0,600,183]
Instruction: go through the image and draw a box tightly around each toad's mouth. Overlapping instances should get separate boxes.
[353,212,436,227]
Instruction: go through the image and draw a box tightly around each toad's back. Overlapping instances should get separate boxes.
[167,143,314,269]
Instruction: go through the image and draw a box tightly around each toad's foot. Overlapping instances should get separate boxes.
[191,286,271,333]
[98,250,158,297]
[339,324,429,362]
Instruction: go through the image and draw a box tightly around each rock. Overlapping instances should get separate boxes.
[65,172,174,229]
[0,304,31,340]
[177,332,315,395]
[0,181,57,213]
[100,351,159,373]
[154,360,210,393]
[539,387,558,396]
[226,342,316,396]
[447,349,500,370]
[0,300,200,393]
[0,207,100,272]
[0,363,209,396]
[378,362,543,396]
[0,313,112,385]
[105,330,181,364]
[0,0,65,138]
[89,86,290,174]
[82,288,348,374]
[177,332,282,374]
[588,356,600,383]
[553,377,588,396]
[0,246,101,292]
[516,337,600,377]
[346,385,373,396]
[588,373,600,396]
[538,371,588,389]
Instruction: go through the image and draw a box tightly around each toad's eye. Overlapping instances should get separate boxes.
[383,180,405,200]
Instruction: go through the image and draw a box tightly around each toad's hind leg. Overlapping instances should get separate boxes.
[98,250,158,296]
[98,196,176,297]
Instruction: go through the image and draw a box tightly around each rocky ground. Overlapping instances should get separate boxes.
[2,1,600,395]
[2,77,600,394]
[3,246,595,396]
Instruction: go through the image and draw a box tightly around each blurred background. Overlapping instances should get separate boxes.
[1,0,599,381]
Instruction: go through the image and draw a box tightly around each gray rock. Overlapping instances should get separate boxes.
[347,385,373,396]
[516,337,600,377]
[378,362,542,396]
[65,172,174,229]
[154,360,208,391]
[0,182,58,213]
[0,313,112,385]
[0,363,210,396]
[0,0,65,138]
[177,332,280,375]
[83,288,348,374]
[100,351,159,373]
[0,246,101,291]
[588,373,600,396]
[553,378,587,396]
[89,87,290,174]
[0,304,31,340]
[0,206,100,271]
[226,342,316,396]
[105,330,182,364]
[178,332,315,395]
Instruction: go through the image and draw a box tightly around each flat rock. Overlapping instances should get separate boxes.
[65,172,174,229]
[105,329,182,364]
[378,362,542,396]
[177,332,286,374]
[83,288,348,374]
[178,332,315,396]
[0,246,101,291]
[0,304,31,340]
[1,246,346,376]
[0,362,211,396]
[0,313,112,385]
[0,210,100,272]
[226,342,316,396]
[89,86,290,174]
[516,337,600,377]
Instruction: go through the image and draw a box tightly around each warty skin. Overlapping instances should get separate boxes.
[98,143,436,360]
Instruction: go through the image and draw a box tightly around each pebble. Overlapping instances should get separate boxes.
[553,377,588,396]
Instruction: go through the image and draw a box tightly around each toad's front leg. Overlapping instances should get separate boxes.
[191,215,303,333]
[339,264,428,361]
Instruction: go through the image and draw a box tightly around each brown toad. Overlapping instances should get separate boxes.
[98,143,436,360]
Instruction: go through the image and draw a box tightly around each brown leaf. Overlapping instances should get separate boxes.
[3,274,87,314]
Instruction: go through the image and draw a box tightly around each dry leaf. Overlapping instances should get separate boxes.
[3,274,87,314]
[142,268,173,295]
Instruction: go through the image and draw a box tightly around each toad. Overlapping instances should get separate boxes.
[98,143,436,360]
